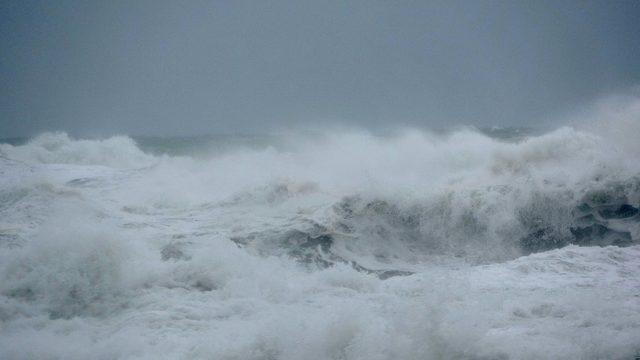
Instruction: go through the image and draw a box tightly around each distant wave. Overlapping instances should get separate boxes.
[0,132,155,168]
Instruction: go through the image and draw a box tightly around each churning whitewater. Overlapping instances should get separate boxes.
[1,114,639,359]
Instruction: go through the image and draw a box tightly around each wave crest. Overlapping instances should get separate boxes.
[0,132,155,168]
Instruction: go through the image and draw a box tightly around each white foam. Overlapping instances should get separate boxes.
[0,132,155,169]
[1,99,640,358]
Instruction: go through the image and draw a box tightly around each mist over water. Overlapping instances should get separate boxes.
[2,0,640,357]
[0,97,639,359]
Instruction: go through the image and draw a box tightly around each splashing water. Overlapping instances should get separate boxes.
[1,105,640,359]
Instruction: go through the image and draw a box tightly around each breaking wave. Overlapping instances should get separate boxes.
[1,99,639,359]
[0,132,155,168]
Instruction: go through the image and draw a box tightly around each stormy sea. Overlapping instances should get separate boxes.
[1,119,639,359]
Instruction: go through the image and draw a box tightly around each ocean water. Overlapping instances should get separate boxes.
[0,120,639,359]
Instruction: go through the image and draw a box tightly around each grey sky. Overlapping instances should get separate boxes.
[1,0,639,137]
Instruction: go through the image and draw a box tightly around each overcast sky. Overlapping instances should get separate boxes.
[1,0,639,137]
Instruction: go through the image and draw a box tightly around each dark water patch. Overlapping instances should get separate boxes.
[0,233,23,249]
[520,199,638,253]
[348,261,414,279]
[0,137,28,146]
[5,287,36,302]
[281,229,333,267]
[231,227,414,280]
[161,241,192,261]
[478,126,541,142]
[193,280,215,292]
[520,228,572,254]
[66,177,101,187]
[598,204,639,219]
[134,134,281,157]
[570,224,633,247]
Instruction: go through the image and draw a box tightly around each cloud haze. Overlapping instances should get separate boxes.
[1,0,639,136]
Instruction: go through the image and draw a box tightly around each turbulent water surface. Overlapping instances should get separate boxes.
[1,120,640,359]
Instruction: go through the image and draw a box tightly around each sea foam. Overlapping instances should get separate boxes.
[1,99,639,359]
